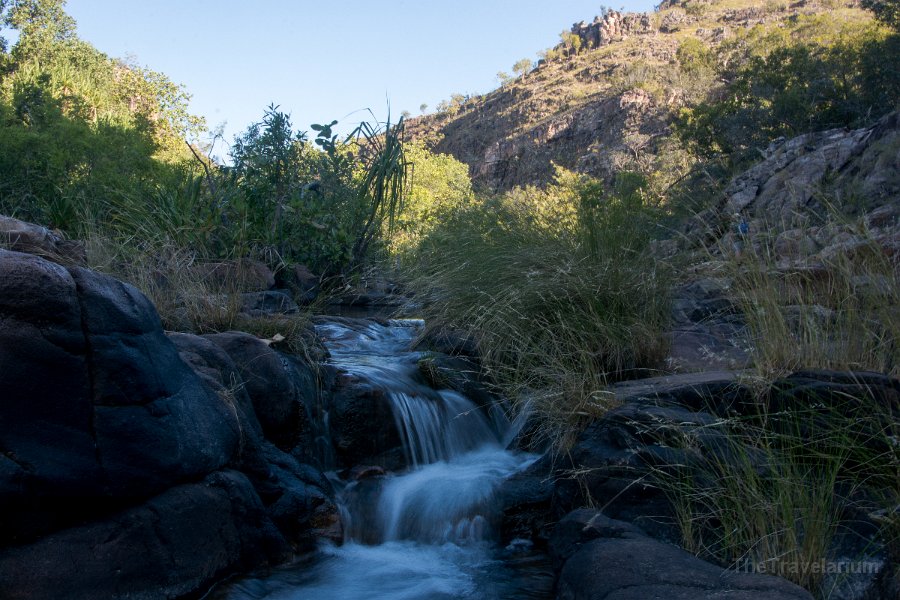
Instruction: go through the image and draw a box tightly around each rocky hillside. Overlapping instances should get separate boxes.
[406,0,870,192]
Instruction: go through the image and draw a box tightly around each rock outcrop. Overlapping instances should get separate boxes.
[688,111,900,267]
[0,229,340,599]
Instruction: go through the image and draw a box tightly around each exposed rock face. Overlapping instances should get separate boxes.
[551,510,815,600]
[0,471,288,600]
[689,111,900,267]
[569,10,655,49]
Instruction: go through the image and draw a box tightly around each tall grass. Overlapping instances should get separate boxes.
[403,170,670,445]
[727,217,899,378]
[654,386,898,596]
[651,207,900,596]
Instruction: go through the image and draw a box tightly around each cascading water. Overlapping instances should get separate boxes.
[213,318,551,600]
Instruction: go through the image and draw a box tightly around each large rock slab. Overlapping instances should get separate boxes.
[552,510,814,600]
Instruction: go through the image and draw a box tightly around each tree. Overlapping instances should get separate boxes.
[230,104,307,247]
[559,31,583,56]
[4,0,75,59]
[863,0,900,30]
[496,70,513,86]
[513,58,532,81]
[419,103,428,114]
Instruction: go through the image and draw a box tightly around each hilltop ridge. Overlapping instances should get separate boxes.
[407,0,871,192]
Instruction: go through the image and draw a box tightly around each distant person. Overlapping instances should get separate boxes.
[733,213,749,258]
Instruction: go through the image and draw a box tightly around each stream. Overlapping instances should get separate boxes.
[212,318,553,600]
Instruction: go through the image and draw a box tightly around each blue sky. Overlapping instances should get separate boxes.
[64,1,657,157]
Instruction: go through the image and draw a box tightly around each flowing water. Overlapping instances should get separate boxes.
[213,318,552,600]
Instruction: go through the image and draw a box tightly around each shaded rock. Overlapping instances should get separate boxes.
[495,457,556,546]
[552,510,814,600]
[0,470,289,600]
[611,371,753,416]
[191,258,275,292]
[251,443,341,550]
[206,331,316,450]
[412,326,480,357]
[326,366,404,469]
[417,353,499,409]
[277,263,319,305]
[169,332,341,550]
[0,250,240,543]
[0,214,86,266]
[240,290,300,316]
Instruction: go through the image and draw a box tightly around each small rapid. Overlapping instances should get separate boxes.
[213,318,551,600]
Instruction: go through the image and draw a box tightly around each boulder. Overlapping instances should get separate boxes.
[0,214,86,266]
[277,263,320,304]
[551,510,814,600]
[206,331,317,450]
[169,332,342,550]
[0,471,289,600]
[326,365,405,469]
[0,250,240,543]
[240,290,300,316]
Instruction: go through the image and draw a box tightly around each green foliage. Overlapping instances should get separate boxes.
[559,30,582,56]
[513,58,532,80]
[676,16,900,164]
[676,37,714,76]
[388,142,473,256]
[3,0,75,59]
[863,0,900,30]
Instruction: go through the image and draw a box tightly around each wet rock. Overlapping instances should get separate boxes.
[418,353,499,409]
[495,457,556,546]
[0,470,290,600]
[326,369,404,469]
[551,510,814,600]
[0,214,86,266]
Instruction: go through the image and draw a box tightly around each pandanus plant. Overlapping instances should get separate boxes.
[348,111,409,267]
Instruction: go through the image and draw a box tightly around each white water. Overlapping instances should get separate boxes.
[215,318,549,600]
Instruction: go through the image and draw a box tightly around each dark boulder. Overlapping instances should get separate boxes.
[190,258,275,292]
[495,456,557,546]
[551,510,814,600]
[0,251,240,543]
[206,331,317,450]
[0,470,289,600]
[326,366,405,469]
[170,333,341,550]
[277,263,320,305]
[240,290,300,316]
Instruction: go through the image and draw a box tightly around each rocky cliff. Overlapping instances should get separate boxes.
[406,0,868,192]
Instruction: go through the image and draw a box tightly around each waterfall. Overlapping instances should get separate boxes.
[214,318,550,600]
